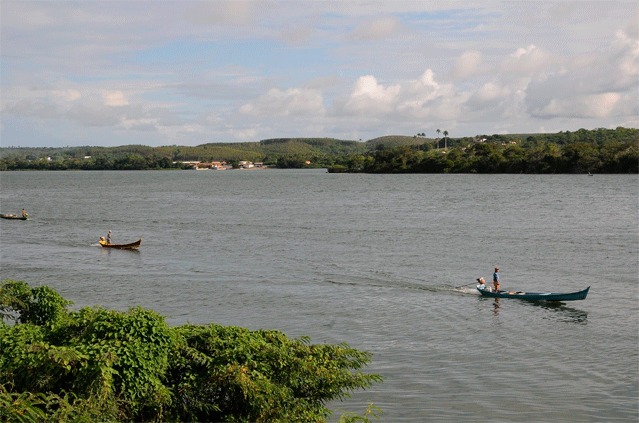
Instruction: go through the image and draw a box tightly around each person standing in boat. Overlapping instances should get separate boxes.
[493,267,501,291]
[106,230,112,245]
[21,209,28,219]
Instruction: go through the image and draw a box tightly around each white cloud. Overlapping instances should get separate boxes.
[453,50,483,80]
[350,17,401,41]
[230,127,259,140]
[120,118,159,131]
[474,82,510,103]
[102,90,129,107]
[503,45,554,77]
[66,102,122,127]
[535,93,622,119]
[184,0,256,27]
[279,26,314,46]
[336,75,401,115]
[240,87,325,117]
[405,69,448,103]
[51,89,82,102]
[394,70,464,120]
[1,83,180,135]
[517,24,638,123]
[613,29,639,87]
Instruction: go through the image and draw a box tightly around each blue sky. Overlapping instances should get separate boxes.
[1,1,637,147]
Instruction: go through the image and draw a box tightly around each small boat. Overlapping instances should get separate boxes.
[99,238,142,250]
[1,213,28,220]
[477,286,589,302]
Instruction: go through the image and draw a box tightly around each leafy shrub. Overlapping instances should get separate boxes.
[0,280,381,422]
[166,325,381,422]
[0,280,71,326]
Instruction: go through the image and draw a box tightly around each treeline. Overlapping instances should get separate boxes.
[328,127,639,174]
[0,280,381,422]
[0,138,364,171]
[0,153,188,171]
[1,128,637,173]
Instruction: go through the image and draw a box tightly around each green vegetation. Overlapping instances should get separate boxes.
[1,128,637,173]
[330,127,639,174]
[0,138,366,171]
[0,280,381,422]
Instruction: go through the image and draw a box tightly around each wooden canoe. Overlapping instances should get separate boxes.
[1,214,28,220]
[477,286,589,302]
[99,239,141,250]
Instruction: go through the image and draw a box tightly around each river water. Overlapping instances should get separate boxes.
[1,170,637,422]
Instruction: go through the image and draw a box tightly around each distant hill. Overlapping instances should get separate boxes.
[192,138,367,161]
[366,135,433,147]
[0,137,368,164]
[0,136,421,161]
[2,128,636,171]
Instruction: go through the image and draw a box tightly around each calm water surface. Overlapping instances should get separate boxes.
[1,170,637,422]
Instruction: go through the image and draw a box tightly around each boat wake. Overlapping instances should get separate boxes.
[323,275,445,293]
[456,286,479,295]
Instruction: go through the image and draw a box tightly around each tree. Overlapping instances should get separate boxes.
[524,142,562,173]
[443,130,449,150]
[0,280,71,325]
[436,129,441,149]
[469,143,505,172]
[560,142,601,173]
[0,280,381,422]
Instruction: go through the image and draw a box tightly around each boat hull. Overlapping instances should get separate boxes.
[1,214,28,220]
[477,286,589,301]
[99,239,141,250]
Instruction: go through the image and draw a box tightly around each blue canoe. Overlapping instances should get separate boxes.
[477,286,589,302]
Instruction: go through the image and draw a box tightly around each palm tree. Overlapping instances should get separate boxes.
[443,130,449,150]
[436,129,441,149]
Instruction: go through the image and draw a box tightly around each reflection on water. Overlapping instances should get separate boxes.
[481,296,588,324]
[99,248,140,255]
[528,301,589,324]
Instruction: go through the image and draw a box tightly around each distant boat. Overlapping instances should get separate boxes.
[1,213,28,220]
[99,238,142,250]
[477,286,589,302]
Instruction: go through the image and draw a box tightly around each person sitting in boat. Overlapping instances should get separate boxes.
[21,209,28,218]
[493,267,501,292]
[477,277,491,292]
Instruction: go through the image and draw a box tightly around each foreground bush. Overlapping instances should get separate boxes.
[0,280,381,422]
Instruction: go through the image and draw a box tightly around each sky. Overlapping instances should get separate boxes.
[1,1,637,147]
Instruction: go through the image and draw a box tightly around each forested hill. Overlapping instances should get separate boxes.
[331,127,639,174]
[1,127,637,172]
[0,137,367,170]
